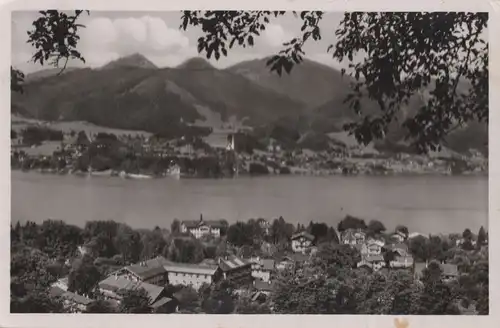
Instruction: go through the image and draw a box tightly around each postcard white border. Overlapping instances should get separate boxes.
[0,0,499,328]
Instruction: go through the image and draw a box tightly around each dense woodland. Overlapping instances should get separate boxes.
[11,215,489,314]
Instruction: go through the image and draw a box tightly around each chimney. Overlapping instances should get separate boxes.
[200,213,203,222]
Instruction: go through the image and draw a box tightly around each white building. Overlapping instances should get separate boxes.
[249,258,275,282]
[163,263,220,290]
[291,231,315,253]
[180,216,225,239]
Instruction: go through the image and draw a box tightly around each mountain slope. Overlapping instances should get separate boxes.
[227,57,351,108]
[102,53,158,70]
[12,56,304,137]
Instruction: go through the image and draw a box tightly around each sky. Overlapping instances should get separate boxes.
[11,11,356,74]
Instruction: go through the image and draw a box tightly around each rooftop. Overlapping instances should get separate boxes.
[291,231,315,241]
[182,219,226,229]
[218,255,251,272]
[150,297,175,309]
[49,286,94,306]
[125,256,169,280]
[99,275,164,304]
[163,262,219,275]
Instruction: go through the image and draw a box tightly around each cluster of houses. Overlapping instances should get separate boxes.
[49,217,466,313]
[49,252,280,313]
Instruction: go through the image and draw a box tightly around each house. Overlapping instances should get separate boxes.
[249,258,275,282]
[163,262,220,290]
[150,297,179,313]
[361,237,385,255]
[98,275,166,306]
[276,253,311,271]
[357,255,386,271]
[218,255,253,286]
[291,231,315,253]
[413,262,459,281]
[390,255,414,269]
[341,229,366,245]
[180,216,226,239]
[391,231,407,242]
[383,243,409,257]
[114,256,170,285]
[440,263,459,281]
[49,286,93,313]
[256,218,271,235]
[52,277,69,291]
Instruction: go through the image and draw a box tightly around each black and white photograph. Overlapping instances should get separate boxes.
[6,5,490,318]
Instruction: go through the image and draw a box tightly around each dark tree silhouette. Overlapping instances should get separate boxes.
[179,11,488,152]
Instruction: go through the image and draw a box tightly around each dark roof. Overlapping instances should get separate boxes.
[125,256,169,280]
[99,276,164,304]
[218,255,251,272]
[150,297,175,309]
[49,286,93,305]
[182,219,225,229]
[291,231,315,241]
[384,243,409,255]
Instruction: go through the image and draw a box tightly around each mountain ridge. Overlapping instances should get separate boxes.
[13,54,488,155]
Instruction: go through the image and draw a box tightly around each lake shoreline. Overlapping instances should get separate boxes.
[11,167,488,180]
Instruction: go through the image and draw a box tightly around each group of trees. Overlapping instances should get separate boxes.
[269,238,488,314]
[20,126,64,146]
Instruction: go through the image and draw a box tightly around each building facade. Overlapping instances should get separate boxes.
[291,231,315,253]
[163,263,220,290]
[218,255,253,286]
[341,229,366,245]
[249,258,275,282]
[181,217,225,239]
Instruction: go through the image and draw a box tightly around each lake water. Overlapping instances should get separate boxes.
[11,171,488,235]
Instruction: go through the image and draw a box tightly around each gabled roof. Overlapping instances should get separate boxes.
[182,219,225,229]
[163,262,219,275]
[99,276,164,304]
[150,297,175,309]
[291,231,315,241]
[49,286,93,305]
[384,243,409,254]
[218,255,251,272]
[125,256,169,280]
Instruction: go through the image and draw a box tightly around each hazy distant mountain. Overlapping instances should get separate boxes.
[12,55,303,137]
[12,54,487,154]
[227,57,351,108]
[25,67,82,82]
[102,53,158,70]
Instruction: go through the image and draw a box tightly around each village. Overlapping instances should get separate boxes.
[35,215,488,314]
[10,120,488,179]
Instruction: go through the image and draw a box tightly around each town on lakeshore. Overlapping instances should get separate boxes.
[10,215,489,314]
[9,10,489,317]
[10,116,487,179]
